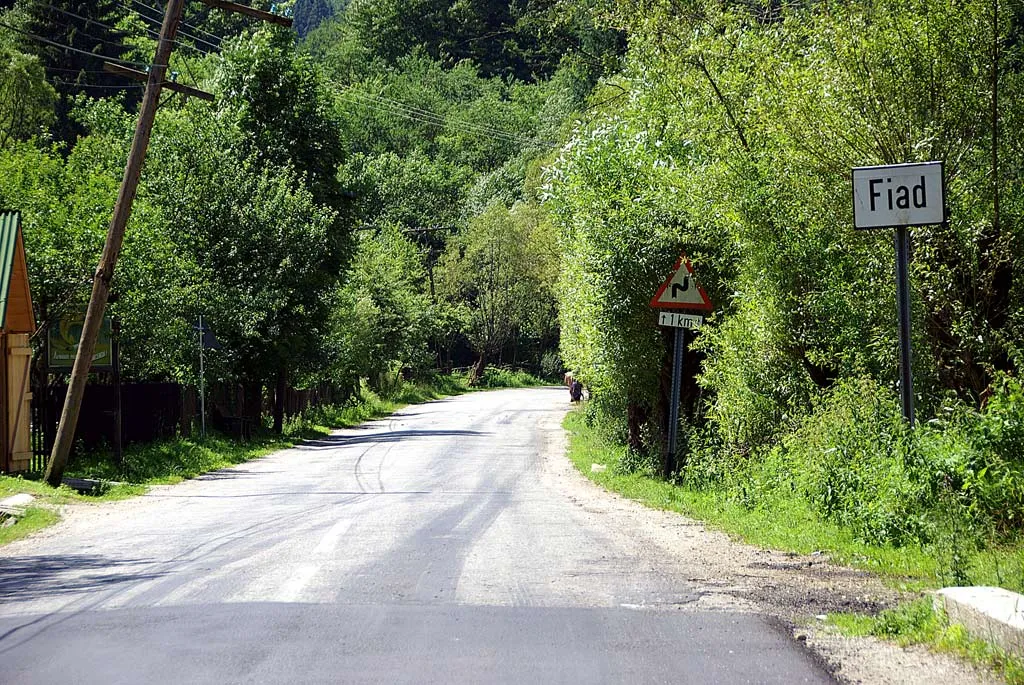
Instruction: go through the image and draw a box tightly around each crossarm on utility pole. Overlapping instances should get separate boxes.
[199,0,293,27]
[103,62,214,102]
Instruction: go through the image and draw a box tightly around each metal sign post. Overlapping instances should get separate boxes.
[198,315,206,439]
[651,253,713,475]
[894,226,914,426]
[667,327,686,468]
[852,161,945,427]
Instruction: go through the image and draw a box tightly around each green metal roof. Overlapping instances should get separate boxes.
[0,211,19,330]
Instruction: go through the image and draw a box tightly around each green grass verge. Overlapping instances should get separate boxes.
[565,408,1024,591]
[0,473,145,547]
[0,507,59,546]
[829,598,1024,684]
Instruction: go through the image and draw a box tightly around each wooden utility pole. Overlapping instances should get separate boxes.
[45,0,186,487]
[44,1,292,487]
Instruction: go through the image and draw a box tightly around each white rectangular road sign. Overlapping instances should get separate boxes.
[852,161,944,229]
[659,312,703,330]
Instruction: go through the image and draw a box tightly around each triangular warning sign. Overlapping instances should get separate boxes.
[650,254,713,311]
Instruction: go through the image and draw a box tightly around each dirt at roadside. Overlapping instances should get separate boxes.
[538,411,1001,685]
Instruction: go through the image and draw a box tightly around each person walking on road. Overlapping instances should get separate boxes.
[570,379,583,403]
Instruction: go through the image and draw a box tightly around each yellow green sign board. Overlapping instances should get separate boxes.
[47,312,113,370]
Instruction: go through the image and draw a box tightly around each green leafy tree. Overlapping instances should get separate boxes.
[214,28,356,429]
[329,225,435,390]
[437,201,555,383]
[0,45,54,147]
[327,0,622,82]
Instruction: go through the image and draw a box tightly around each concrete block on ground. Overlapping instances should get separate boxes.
[934,586,1024,658]
[0,492,35,517]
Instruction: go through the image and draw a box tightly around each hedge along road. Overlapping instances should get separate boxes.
[0,387,832,684]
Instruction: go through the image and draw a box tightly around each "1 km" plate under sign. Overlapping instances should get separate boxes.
[659,312,703,330]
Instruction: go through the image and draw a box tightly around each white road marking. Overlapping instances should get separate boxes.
[154,556,261,607]
[272,519,355,602]
[313,519,353,556]
[276,563,320,603]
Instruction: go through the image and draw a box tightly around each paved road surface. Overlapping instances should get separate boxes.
[0,387,833,684]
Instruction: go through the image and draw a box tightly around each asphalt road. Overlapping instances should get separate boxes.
[0,387,834,684]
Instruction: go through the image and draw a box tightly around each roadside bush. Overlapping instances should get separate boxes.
[540,350,563,382]
[773,379,929,545]
[617,444,659,476]
[680,423,743,492]
[918,375,1024,537]
[476,367,544,388]
[690,375,1024,549]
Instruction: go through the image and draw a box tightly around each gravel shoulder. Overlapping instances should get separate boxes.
[536,408,1000,685]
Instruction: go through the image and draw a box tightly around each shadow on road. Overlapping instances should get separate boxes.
[0,554,163,603]
[297,429,488,451]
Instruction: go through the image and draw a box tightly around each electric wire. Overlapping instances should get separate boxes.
[51,80,145,90]
[8,15,205,92]
[342,89,555,146]
[125,0,224,50]
[36,2,160,42]
[108,0,222,56]
[336,92,522,144]
[45,66,121,74]
[336,88,555,147]
[31,6,156,63]
[33,2,217,64]
[337,93,551,148]
[345,91,526,142]
[0,19,149,68]
[127,2,222,55]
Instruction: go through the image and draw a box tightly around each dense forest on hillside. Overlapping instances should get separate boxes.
[2,0,1024,557]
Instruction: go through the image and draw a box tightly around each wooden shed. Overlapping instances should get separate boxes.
[0,211,36,473]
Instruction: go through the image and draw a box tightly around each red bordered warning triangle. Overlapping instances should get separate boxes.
[650,253,713,311]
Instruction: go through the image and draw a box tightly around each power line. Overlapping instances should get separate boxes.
[127,0,224,48]
[337,93,550,148]
[0,19,148,68]
[109,0,222,55]
[116,0,224,53]
[51,80,145,90]
[349,90,531,143]
[336,88,556,147]
[45,66,119,74]
[35,2,217,63]
[24,9,209,90]
[34,3,151,57]
[349,89,556,146]
[36,3,127,32]
[338,91,525,144]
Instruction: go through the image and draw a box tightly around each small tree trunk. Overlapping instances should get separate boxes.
[470,352,487,386]
[626,400,648,456]
[242,381,262,423]
[273,368,286,434]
